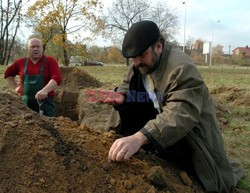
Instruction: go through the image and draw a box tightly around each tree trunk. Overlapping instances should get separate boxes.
[62,34,69,66]
[0,0,22,65]
[63,47,69,66]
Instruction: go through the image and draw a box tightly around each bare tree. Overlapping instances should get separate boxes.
[185,36,195,56]
[0,0,22,65]
[103,0,178,65]
[104,0,179,44]
[150,1,179,40]
[104,0,148,43]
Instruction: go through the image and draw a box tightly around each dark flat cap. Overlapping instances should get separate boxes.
[122,20,160,58]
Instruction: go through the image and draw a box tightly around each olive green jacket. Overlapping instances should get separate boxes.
[106,44,242,193]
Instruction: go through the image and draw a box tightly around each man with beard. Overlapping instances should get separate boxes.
[4,38,62,117]
[104,21,244,192]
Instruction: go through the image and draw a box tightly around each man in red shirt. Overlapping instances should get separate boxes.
[4,38,62,117]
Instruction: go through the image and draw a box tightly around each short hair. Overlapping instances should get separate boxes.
[151,35,165,49]
[27,38,42,48]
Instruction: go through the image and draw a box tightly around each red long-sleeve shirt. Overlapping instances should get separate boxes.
[4,55,62,97]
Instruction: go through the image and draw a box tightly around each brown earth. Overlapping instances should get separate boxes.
[0,67,247,193]
[59,67,103,90]
[0,92,204,193]
[211,86,250,130]
[55,67,112,129]
[210,86,250,107]
[55,67,102,121]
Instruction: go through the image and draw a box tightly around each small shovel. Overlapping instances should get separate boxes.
[37,99,45,115]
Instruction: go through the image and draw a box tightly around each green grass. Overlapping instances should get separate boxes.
[235,107,250,117]
[1,64,250,191]
[79,65,127,90]
[200,67,250,88]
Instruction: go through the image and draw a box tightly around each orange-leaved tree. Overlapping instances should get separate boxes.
[27,0,104,66]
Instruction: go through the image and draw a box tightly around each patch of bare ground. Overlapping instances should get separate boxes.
[0,92,204,193]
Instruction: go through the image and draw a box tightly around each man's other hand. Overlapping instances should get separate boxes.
[101,90,125,106]
[108,131,149,162]
[35,89,48,100]
[15,85,20,93]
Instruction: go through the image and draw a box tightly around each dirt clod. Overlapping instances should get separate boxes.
[179,171,193,187]
[123,180,133,190]
[147,166,169,189]
[146,186,157,193]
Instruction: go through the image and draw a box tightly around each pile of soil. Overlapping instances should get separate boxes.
[210,86,250,107]
[213,101,231,129]
[55,67,102,120]
[0,92,204,193]
[211,86,250,130]
[59,67,102,90]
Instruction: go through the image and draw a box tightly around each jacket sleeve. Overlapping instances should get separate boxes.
[141,64,205,149]
[4,61,20,79]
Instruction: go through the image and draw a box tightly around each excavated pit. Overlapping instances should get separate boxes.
[1,67,247,193]
[0,92,204,193]
[55,67,233,131]
[55,67,103,121]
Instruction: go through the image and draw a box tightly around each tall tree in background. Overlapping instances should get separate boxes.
[213,44,224,56]
[87,45,124,64]
[185,36,195,56]
[0,0,22,65]
[192,39,205,64]
[104,0,178,43]
[212,44,224,64]
[104,0,178,65]
[9,38,26,62]
[107,46,124,64]
[27,0,104,66]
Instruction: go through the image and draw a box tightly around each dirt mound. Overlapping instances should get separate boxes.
[213,100,232,129]
[0,92,204,193]
[59,67,102,90]
[210,86,250,130]
[210,86,250,107]
[55,67,102,120]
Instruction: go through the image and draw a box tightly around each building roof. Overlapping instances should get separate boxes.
[232,46,250,56]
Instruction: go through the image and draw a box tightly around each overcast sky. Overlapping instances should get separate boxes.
[101,0,250,53]
[170,0,250,53]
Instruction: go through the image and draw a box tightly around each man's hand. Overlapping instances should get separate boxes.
[108,131,149,162]
[5,76,19,93]
[35,79,58,100]
[15,85,20,93]
[101,91,125,106]
[35,89,48,100]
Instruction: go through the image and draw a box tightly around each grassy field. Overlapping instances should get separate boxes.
[0,64,249,191]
